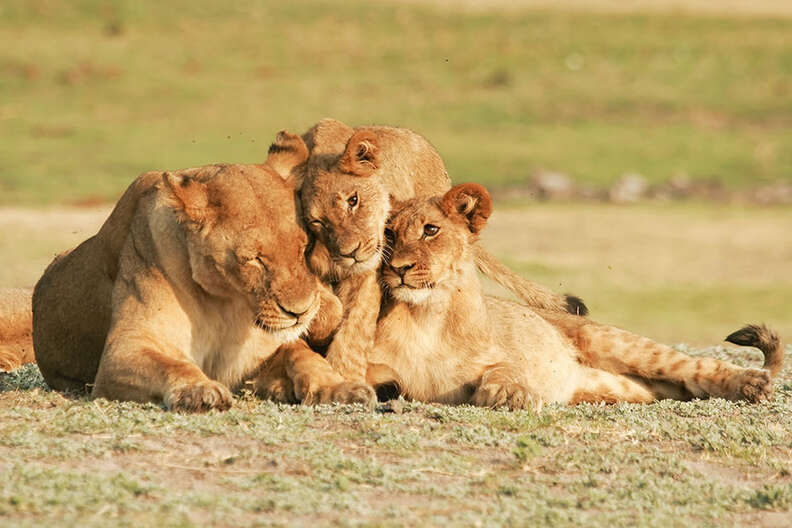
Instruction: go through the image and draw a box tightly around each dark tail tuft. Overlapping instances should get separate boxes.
[564,295,588,317]
[725,324,784,378]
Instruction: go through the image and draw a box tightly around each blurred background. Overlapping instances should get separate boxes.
[1,0,790,344]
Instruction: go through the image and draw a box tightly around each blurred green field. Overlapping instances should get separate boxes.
[2,0,792,204]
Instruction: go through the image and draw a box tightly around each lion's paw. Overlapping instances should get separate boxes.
[166,380,234,412]
[303,381,377,409]
[472,382,538,411]
[257,376,296,404]
[734,368,773,403]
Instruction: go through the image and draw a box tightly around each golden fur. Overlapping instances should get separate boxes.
[260,119,584,394]
[365,183,783,409]
[32,156,369,411]
[0,288,34,372]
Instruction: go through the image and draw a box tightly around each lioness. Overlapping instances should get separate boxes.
[362,183,783,408]
[263,119,585,390]
[32,159,365,411]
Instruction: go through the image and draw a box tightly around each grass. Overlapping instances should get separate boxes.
[1,353,791,527]
[2,0,792,204]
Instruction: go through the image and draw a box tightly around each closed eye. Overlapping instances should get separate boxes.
[308,219,325,231]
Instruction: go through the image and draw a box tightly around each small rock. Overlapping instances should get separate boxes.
[753,184,792,205]
[380,398,404,414]
[532,171,575,200]
[609,173,648,203]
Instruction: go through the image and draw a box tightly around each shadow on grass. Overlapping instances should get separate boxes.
[0,363,50,392]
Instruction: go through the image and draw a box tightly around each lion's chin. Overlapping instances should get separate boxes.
[254,320,311,343]
[390,286,432,305]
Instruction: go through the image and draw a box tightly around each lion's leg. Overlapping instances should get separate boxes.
[93,335,233,412]
[550,315,773,402]
[247,346,296,404]
[570,367,657,404]
[282,339,376,407]
[323,271,380,383]
[471,363,541,411]
[92,267,233,412]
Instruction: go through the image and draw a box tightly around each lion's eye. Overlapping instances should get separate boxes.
[347,193,358,209]
[255,256,268,267]
[423,224,440,237]
[308,219,324,231]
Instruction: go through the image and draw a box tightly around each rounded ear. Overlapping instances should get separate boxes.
[440,183,493,234]
[265,130,309,180]
[338,130,379,177]
[161,171,214,225]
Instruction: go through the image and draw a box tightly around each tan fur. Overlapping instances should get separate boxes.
[0,288,34,372]
[32,160,339,412]
[262,119,580,392]
[366,184,784,409]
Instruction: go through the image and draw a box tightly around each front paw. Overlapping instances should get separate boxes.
[257,376,297,404]
[303,381,377,409]
[472,382,538,411]
[166,380,234,412]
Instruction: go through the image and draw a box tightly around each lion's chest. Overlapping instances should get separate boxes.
[371,304,486,404]
[189,303,279,390]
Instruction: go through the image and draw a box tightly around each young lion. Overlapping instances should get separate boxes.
[32,161,367,411]
[262,119,585,393]
[363,183,783,408]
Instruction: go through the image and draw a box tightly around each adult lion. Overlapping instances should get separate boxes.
[32,154,366,411]
[361,183,782,408]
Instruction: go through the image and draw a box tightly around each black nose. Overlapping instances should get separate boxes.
[277,302,308,319]
[339,243,361,260]
[391,263,414,277]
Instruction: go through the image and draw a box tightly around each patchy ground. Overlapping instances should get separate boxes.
[1,344,791,527]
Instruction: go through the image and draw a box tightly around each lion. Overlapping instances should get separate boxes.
[260,119,586,392]
[358,183,783,408]
[32,152,371,411]
[0,287,34,372]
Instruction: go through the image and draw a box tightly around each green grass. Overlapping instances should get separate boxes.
[2,0,792,204]
[1,352,791,527]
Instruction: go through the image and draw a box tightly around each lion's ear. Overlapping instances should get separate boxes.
[339,130,379,177]
[440,183,492,235]
[265,130,309,181]
[161,172,215,226]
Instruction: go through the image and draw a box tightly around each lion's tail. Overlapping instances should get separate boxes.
[725,324,785,379]
[472,244,588,316]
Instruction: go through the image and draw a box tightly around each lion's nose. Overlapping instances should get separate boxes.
[390,262,415,278]
[276,298,314,320]
[338,242,361,260]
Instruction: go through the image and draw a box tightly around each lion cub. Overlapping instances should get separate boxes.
[365,183,783,408]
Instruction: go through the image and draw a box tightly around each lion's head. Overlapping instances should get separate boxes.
[382,183,492,304]
[272,129,390,281]
[160,157,320,343]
